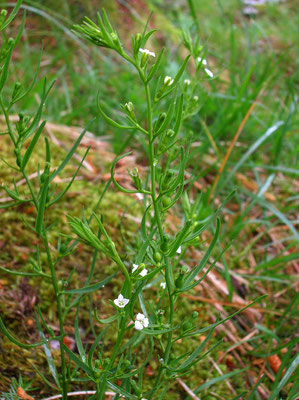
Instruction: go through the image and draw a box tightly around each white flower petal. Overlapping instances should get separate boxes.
[160,282,166,289]
[143,318,149,328]
[197,57,207,65]
[139,48,156,57]
[114,294,129,308]
[177,246,182,254]
[132,264,139,273]
[204,68,214,78]
[139,268,148,277]
[135,320,144,330]
[136,313,145,321]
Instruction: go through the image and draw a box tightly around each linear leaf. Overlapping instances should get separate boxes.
[63,271,117,294]
[21,121,46,170]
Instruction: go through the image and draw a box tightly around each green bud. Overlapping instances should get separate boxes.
[14,148,22,167]
[192,311,199,319]
[12,82,21,99]
[8,37,14,46]
[123,359,131,368]
[161,169,175,190]
[182,321,193,331]
[166,129,175,137]
[124,101,136,121]
[163,76,174,86]
[94,370,101,378]
[103,357,110,367]
[0,10,8,17]
[154,112,166,133]
[130,379,141,395]
[175,266,188,289]
[153,251,162,262]
[140,51,148,68]
[160,235,170,252]
[162,196,172,207]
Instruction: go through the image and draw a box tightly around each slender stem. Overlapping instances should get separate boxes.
[148,259,175,399]
[0,97,16,146]
[43,234,68,399]
[97,318,127,400]
[144,83,164,239]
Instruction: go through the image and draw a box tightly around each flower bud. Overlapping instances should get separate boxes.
[182,321,193,331]
[153,251,162,262]
[12,82,22,101]
[163,76,174,86]
[130,379,141,395]
[140,51,148,68]
[162,196,172,207]
[128,167,142,190]
[160,235,170,252]
[14,148,22,167]
[175,266,188,289]
[154,112,166,133]
[166,129,175,137]
[124,101,136,121]
[94,370,101,378]
[0,10,7,27]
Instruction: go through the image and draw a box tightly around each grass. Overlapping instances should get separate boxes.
[1,0,298,398]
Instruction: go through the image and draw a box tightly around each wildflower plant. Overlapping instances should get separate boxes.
[0,3,266,400]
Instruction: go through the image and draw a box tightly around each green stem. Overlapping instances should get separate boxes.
[145,83,164,239]
[97,317,127,400]
[148,259,175,399]
[43,234,68,399]
[0,96,16,146]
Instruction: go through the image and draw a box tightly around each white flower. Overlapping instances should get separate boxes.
[132,264,139,273]
[134,313,149,330]
[114,294,129,308]
[164,76,174,86]
[184,79,191,85]
[197,56,207,65]
[139,48,156,57]
[177,246,182,254]
[193,95,199,101]
[160,282,166,289]
[132,264,148,277]
[139,268,148,277]
[204,68,214,78]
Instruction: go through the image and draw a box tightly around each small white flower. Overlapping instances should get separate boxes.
[164,76,174,86]
[132,264,139,273]
[114,294,129,308]
[139,268,148,277]
[160,282,166,289]
[134,313,149,330]
[193,95,199,101]
[204,68,214,78]
[184,79,191,85]
[197,56,207,65]
[139,48,156,57]
[177,246,182,254]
